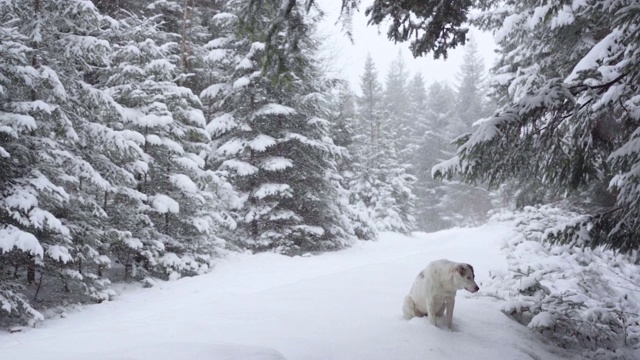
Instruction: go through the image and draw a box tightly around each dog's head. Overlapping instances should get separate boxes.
[453,263,480,293]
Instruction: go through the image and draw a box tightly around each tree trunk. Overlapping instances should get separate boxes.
[27,259,36,284]
[179,0,190,79]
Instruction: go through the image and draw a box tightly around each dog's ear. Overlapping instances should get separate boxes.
[456,264,466,276]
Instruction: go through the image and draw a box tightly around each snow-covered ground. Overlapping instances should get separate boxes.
[0,223,574,360]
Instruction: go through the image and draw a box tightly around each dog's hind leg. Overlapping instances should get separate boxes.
[402,296,417,320]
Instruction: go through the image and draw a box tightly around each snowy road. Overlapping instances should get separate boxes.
[0,223,572,360]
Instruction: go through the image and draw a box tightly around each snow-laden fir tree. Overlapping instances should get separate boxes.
[434,1,640,253]
[326,83,377,241]
[202,0,358,254]
[0,0,145,324]
[0,6,48,325]
[104,12,227,279]
[451,37,488,134]
[353,55,415,233]
[434,39,494,227]
[411,79,452,231]
[383,51,414,160]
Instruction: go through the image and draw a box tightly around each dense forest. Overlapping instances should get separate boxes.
[0,0,491,326]
[1,1,640,356]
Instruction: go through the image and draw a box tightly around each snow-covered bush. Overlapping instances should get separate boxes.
[484,206,640,358]
[0,282,44,328]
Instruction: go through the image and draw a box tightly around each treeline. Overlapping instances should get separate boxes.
[0,0,492,327]
[340,40,494,234]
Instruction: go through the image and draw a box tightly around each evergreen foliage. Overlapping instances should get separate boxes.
[412,81,459,231]
[326,83,378,241]
[202,0,360,254]
[257,0,474,59]
[452,37,488,134]
[383,51,412,158]
[352,55,415,233]
[104,11,228,279]
[1,0,126,324]
[484,206,640,356]
[0,0,233,325]
[434,0,640,254]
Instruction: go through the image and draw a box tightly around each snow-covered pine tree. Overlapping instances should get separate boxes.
[104,12,224,279]
[353,55,416,233]
[38,0,133,301]
[0,0,147,325]
[431,39,494,227]
[451,37,488,134]
[405,73,430,181]
[383,51,414,161]
[0,7,48,325]
[411,78,450,231]
[406,73,429,140]
[202,0,357,254]
[326,83,377,241]
[433,1,640,253]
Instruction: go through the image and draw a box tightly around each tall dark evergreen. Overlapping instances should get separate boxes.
[202,0,358,254]
[0,0,135,323]
[0,0,236,325]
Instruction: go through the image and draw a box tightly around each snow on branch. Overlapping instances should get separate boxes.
[292,225,324,236]
[252,103,297,118]
[0,113,37,134]
[217,139,245,156]
[150,194,180,214]
[45,245,73,263]
[200,83,229,100]
[565,29,625,85]
[431,155,460,179]
[169,174,198,194]
[260,157,293,172]
[221,159,258,176]
[252,183,292,199]
[0,225,44,258]
[248,134,276,152]
[206,113,238,137]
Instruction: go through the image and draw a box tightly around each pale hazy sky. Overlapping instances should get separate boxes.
[316,0,497,94]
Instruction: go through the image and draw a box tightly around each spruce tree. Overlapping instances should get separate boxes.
[438,39,494,226]
[203,0,357,254]
[383,51,413,158]
[105,12,223,279]
[0,5,47,324]
[432,1,640,253]
[326,83,377,241]
[452,37,488,134]
[354,55,415,233]
[411,79,450,231]
[0,0,135,322]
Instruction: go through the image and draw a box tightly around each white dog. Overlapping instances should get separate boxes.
[402,259,479,329]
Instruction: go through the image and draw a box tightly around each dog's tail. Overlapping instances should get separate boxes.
[402,296,416,320]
